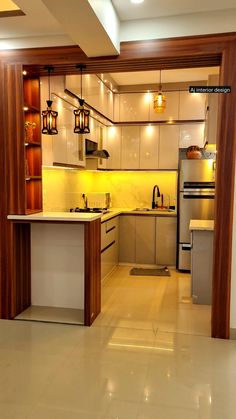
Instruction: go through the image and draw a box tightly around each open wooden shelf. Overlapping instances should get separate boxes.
[23,75,42,214]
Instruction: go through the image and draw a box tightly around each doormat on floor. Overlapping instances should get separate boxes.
[129,267,171,277]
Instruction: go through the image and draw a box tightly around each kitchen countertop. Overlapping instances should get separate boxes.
[189,219,214,231]
[8,208,177,223]
[7,211,101,222]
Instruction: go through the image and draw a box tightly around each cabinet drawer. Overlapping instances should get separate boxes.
[101,217,118,251]
[101,240,118,279]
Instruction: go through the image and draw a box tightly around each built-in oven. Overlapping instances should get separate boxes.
[178,181,215,270]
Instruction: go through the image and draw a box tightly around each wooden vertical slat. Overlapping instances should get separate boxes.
[0,63,27,318]
[84,219,101,326]
[211,42,236,338]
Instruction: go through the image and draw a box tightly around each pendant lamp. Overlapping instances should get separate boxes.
[74,64,90,134]
[153,70,166,113]
[42,66,58,135]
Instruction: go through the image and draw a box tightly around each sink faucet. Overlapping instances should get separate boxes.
[152,185,161,209]
[82,193,87,209]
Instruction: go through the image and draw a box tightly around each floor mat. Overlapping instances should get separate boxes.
[129,267,171,276]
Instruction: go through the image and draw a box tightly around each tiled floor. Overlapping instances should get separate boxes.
[0,267,236,419]
[94,266,211,337]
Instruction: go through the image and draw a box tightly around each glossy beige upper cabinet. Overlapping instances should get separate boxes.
[139,125,159,169]
[121,126,140,169]
[106,126,122,169]
[159,125,179,170]
[179,123,205,148]
[149,91,180,122]
[119,93,150,122]
[179,91,206,120]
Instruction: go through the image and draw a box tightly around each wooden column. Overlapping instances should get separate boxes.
[0,63,27,318]
[212,41,236,338]
[84,219,101,326]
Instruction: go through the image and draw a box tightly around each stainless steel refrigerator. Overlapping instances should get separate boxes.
[178,159,215,270]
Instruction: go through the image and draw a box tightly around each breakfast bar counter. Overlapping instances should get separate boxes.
[7,213,101,326]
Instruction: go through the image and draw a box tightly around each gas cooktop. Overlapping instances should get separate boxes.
[69,207,109,214]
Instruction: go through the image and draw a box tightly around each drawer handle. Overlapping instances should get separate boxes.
[101,240,115,253]
[106,226,116,233]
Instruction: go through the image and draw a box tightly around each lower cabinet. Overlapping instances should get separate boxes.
[119,215,136,263]
[135,216,156,264]
[119,215,177,266]
[155,217,177,266]
[101,217,119,279]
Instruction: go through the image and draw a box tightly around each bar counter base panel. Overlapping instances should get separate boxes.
[14,305,84,325]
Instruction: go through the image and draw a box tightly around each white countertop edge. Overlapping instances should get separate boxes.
[7,212,101,222]
[8,208,177,223]
[189,219,214,231]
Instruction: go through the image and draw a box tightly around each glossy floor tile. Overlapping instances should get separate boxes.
[0,267,234,419]
[94,266,211,336]
[0,319,236,418]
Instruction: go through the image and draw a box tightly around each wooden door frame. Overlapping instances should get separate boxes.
[1,32,236,337]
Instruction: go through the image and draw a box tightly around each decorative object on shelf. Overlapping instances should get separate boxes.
[42,66,58,135]
[153,70,166,113]
[186,145,202,159]
[24,121,36,142]
[74,64,90,134]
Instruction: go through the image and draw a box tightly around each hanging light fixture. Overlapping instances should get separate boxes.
[42,66,58,135]
[74,64,90,134]
[153,70,166,113]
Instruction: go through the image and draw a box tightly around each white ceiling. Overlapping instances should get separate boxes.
[0,0,236,52]
[111,67,219,86]
[112,0,236,21]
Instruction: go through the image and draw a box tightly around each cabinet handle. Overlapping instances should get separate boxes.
[106,226,116,233]
[101,240,116,253]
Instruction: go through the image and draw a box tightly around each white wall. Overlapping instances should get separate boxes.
[121,9,236,42]
[230,165,236,329]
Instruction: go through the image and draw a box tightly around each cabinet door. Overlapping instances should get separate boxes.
[106,126,121,169]
[179,123,205,148]
[149,91,179,122]
[156,217,177,266]
[119,93,150,122]
[119,216,136,263]
[121,126,140,169]
[179,91,206,120]
[97,125,107,169]
[135,216,156,264]
[139,125,159,169]
[101,217,119,279]
[159,125,179,169]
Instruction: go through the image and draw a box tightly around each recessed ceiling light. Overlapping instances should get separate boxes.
[130,0,144,4]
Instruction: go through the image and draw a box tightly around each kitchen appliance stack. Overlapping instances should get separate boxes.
[178,159,215,270]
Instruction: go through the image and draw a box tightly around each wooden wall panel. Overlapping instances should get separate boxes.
[0,63,26,318]
[13,224,31,317]
[84,219,101,326]
[3,33,236,75]
[211,42,236,338]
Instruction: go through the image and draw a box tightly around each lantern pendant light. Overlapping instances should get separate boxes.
[42,66,58,135]
[153,70,166,113]
[74,64,90,134]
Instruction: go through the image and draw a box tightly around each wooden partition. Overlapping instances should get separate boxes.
[1,34,236,335]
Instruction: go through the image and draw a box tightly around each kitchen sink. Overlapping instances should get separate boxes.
[132,208,175,212]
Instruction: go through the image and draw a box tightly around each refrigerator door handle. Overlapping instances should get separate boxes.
[183,194,215,199]
[181,244,191,251]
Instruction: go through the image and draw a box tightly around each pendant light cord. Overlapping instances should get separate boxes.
[48,68,51,100]
[80,66,83,100]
